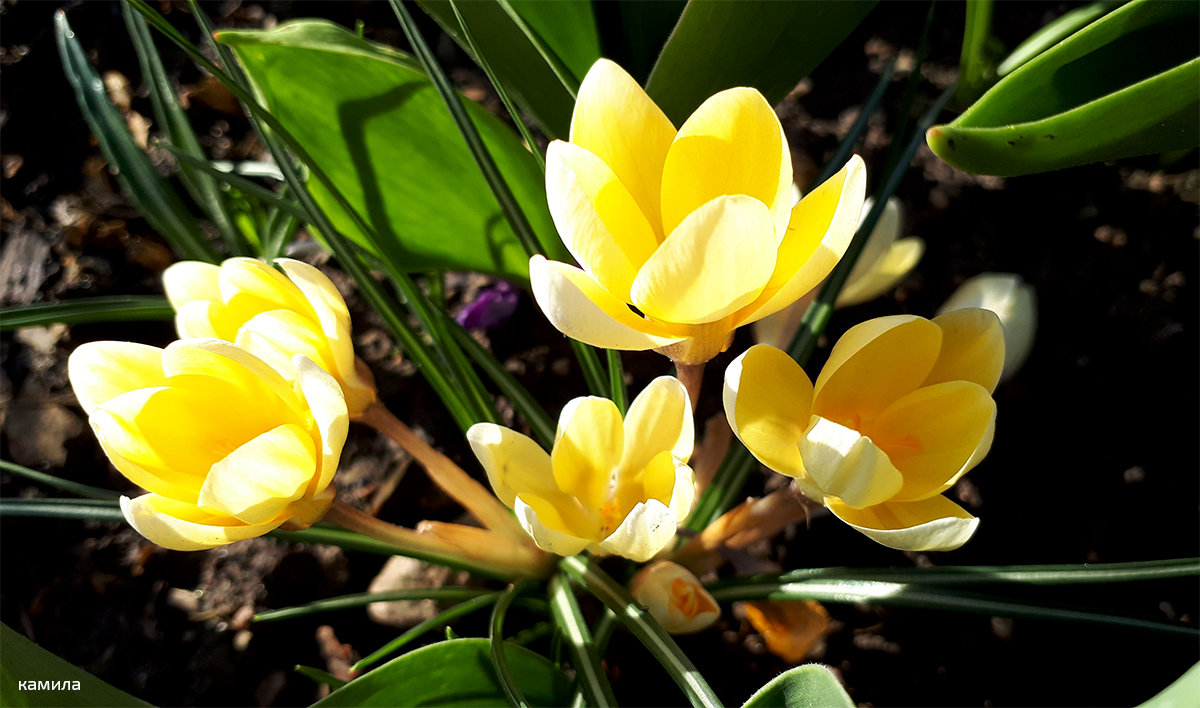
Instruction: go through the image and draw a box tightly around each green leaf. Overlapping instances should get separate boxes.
[645,0,878,124]
[217,20,564,281]
[55,10,216,263]
[1141,662,1200,707]
[415,0,600,138]
[315,638,573,707]
[928,0,1200,176]
[0,296,173,332]
[741,664,853,708]
[996,1,1120,77]
[0,623,150,707]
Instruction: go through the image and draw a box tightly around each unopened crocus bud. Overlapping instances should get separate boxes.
[938,272,1036,381]
[630,561,720,634]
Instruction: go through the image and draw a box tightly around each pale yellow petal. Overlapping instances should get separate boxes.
[552,396,623,512]
[846,197,901,285]
[926,308,1005,393]
[466,423,557,508]
[236,309,332,381]
[276,258,350,333]
[660,87,791,237]
[218,257,311,320]
[827,496,979,552]
[68,341,166,416]
[596,499,677,562]
[799,415,902,509]
[750,291,814,349]
[620,376,694,473]
[162,261,220,309]
[198,423,316,525]
[630,561,720,635]
[836,237,924,308]
[174,300,222,339]
[513,494,593,556]
[90,396,203,502]
[570,59,675,237]
[736,156,867,325]
[631,195,778,324]
[529,255,683,350]
[723,344,813,479]
[938,273,1036,382]
[293,354,348,494]
[121,494,279,551]
[866,381,995,502]
[545,140,659,299]
[812,316,941,427]
[163,339,301,416]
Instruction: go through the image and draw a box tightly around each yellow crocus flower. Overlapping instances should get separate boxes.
[466,376,695,562]
[630,560,720,635]
[530,59,867,366]
[724,309,1004,551]
[68,338,348,550]
[162,257,376,416]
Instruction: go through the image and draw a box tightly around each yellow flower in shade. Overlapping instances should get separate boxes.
[754,197,925,348]
[467,376,695,562]
[68,339,348,550]
[530,59,867,366]
[630,561,720,634]
[724,309,1004,551]
[162,257,375,416]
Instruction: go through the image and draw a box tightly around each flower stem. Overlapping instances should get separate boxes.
[674,362,705,412]
[358,403,528,545]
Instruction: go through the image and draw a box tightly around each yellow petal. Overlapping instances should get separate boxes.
[812,316,941,427]
[68,341,166,416]
[466,423,558,508]
[236,309,332,380]
[163,339,301,417]
[121,494,279,551]
[846,197,901,284]
[552,396,623,512]
[293,354,348,494]
[513,494,593,556]
[799,415,902,509]
[866,381,995,502]
[631,195,778,324]
[620,376,694,473]
[545,140,659,299]
[174,300,222,339]
[198,423,316,525]
[836,237,924,308]
[826,495,979,551]
[736,156,867,325]
[596,498,677,562]
[742,600,831,663]
[91,398,203,502]
[570,59,676,239]
[218,258,312,323]
[926,308,1005,393]
[276,258,351,333]
[723,344,813,479]
[660,87,792,237]
[632,450,696,527]
[162,261,220,309]
[630,561,720,635]
[937,273,1036,383]
[529,255,683,350]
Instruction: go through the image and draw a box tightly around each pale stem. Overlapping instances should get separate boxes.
[323,499,463,559]
[358,402,528,545]
[674,362,705,412]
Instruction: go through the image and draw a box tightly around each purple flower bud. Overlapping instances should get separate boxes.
[456,280,519,329]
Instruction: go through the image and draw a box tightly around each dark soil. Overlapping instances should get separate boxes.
[2,1,1197,707]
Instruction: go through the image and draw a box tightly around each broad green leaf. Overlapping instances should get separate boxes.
[1140,663,1200,707]
[0,623,150,707]
[928,0,1200,176]
[55,11,216,263]
[416,0,600,138]
[313,638,573,707]
[742,664,854,708]
[996,1,1120,77]
[218,20,564,282]
[645,0,877,124]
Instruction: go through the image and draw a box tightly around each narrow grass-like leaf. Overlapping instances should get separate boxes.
[255,587,492,622]
[549,574,617,708]
[352,593,501,673]
[561,555,722,708]
[0,498,124,523]
[953,0,994,106]
[757,559,1200,587]
[0,460,121,501]
[707,577,1199,638]
[489,582,531,708]
[158,145,309,223]
[294,665,347,689]
[55,10,216,263]
[606,350,627,415]
[0,296,173,332]
[120,2,244,256]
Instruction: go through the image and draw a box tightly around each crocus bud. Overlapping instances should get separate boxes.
[630,561,720,634]
[69,339,348,550]
[938,272,1036,381]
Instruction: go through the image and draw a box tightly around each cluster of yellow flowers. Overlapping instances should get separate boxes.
[69,59,1015,635]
